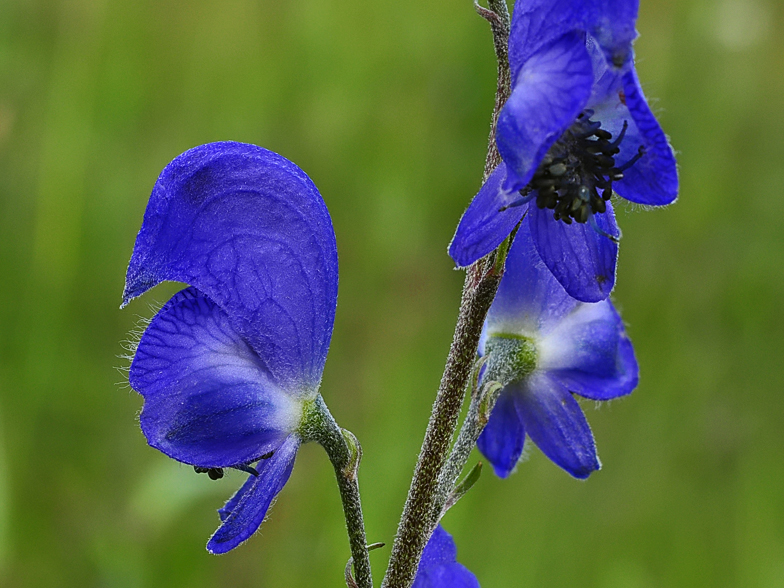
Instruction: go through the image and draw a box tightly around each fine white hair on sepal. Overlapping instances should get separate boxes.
[115,300,166,390]
[513,436,533,474]
[620,198,655,214]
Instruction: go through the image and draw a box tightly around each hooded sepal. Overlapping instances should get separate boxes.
[123,142,338,391]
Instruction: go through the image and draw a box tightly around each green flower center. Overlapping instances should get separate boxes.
[484,334,538,386]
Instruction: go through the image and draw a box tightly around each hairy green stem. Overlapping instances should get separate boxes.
[432,379,504,523]
[302,396,373,588]
[381,3,511,586]
[382,261,502,588]
[477,0,511,179]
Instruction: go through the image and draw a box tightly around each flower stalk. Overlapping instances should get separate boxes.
[382,260,503,588]
[432,378,504,524]
[302,396,373,588]
[380,3,511,586]
[476,0,511,180]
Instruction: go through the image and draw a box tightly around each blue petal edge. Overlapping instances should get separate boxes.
[412,525,480,588]
[528,203,619,303]
[477,389,525,479]
[588,57,678,206]
[448,163,526,268]
[516,373,600,479]
[539,300,639,400]
[207,434,300,554]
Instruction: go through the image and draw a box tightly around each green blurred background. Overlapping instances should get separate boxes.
[1,0,782,586]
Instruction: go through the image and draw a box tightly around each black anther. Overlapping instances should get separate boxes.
[194,466,225,480]
[527,111,645,230]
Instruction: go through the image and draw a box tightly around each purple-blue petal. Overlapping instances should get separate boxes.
[539,300,639,400]
[509,1,596,73]
[477,389,525,479]
[528,203,618,302]
[616,68,678,205]
[123,142,338,391]
[218,471,257,523]
[130,287,301,468]
[516,372,600,479]
[412,525,480,588]
[207,434,300,554]
[448,163,527,268]
[588,1,639,70]
[587,51,678,206]
[485,221,578,337]
[509,1,638,74]
[497,31,594,192]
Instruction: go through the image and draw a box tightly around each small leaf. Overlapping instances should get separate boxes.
[344,558,359,588]
[443,462,483,513]
[469,355,489,400]
[478,381,504,426]
[341,428,363,480]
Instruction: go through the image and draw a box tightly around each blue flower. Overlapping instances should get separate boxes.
[412,525,480,588]
[122,142,338,553]
[477,222,638,479]
[450,0,678,302]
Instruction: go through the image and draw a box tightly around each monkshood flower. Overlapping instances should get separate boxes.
[122,141,338,554]
[477,223,638,479]
[450,0,678,302]
[412,525,480,588]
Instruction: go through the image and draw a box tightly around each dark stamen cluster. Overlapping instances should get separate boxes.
[529,111,644,225]
[194,458,266,480]
[194,466,224,480]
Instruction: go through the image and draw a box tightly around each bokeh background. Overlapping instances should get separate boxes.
[1,0,782,586]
